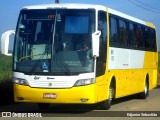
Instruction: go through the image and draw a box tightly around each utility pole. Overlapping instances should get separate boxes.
[55,0,59,3]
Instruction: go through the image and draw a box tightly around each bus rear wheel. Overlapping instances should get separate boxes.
[100,83,115,110]
[138,80,149,99]
[37,103,50,109]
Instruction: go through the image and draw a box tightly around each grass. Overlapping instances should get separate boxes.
[0,52,13,105]
[0,53,12,80]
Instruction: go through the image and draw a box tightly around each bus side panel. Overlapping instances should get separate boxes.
[95,76,108,102]
[143,51,158,89]
[107,69,145,98]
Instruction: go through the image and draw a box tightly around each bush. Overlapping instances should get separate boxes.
[0,53,13,105]
[0,53,12,81]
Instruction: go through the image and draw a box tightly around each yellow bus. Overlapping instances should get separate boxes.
[1,4,158,110]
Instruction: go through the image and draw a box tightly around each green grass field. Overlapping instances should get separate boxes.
[0,53,12,80]
[0,52,13,104]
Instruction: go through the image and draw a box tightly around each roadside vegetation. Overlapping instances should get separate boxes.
[0,52,12,80]
[0,52,13,105]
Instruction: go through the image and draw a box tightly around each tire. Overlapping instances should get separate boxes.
[100,83,115,110]
[37,103,50,109]
[138,80,149,99]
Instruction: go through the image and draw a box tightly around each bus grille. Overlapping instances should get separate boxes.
[29,80,73,88]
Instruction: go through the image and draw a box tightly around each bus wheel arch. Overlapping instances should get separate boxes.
[100,76,116,110]
[110,76,116,99]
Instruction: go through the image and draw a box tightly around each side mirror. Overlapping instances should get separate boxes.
[1,30,15,56]
[92,30,101,57]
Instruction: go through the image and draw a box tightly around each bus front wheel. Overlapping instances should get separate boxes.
[100,82,115,110]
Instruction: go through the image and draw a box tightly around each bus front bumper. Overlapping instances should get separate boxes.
[14,84,97,104]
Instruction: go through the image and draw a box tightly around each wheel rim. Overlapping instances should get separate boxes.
[101,84,114,109]
[108,86,114,103]
[144,83,148,95]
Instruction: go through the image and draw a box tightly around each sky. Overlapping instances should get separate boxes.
[0,0,160,51]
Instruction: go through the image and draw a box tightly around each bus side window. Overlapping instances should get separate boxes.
[145,27,150,50]
[134,24,139,47]
[110,16,118,46]
[97,11,107,77]
[150,29,157,51]
[135,25,144,48]
[98,11,107,62]
[119,19,128,46]
[144,28,157,51]
[128,23,135,47]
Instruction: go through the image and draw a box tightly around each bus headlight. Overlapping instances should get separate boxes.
[12,77,29,86]
[74,78,95,87]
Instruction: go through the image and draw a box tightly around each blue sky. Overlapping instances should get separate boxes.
[0,0,160,50]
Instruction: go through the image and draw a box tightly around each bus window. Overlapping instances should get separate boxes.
[110,17,118,45]
[129,23,135,47]
[150,29,157,51]
[145,27,150,50]
[119,19,128,46]
[145,28,156,51]
[97,11,107,76]
[134,25,144,48]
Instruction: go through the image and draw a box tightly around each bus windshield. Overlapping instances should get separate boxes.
[13,9,95,75]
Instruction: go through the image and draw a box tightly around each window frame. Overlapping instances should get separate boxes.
[109,13,157,52]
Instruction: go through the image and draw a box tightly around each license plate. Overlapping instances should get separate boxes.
[43,93,57,99]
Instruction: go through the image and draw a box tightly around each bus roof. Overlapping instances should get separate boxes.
[22,3,106,11]
[22,3,154,28]
[108,8,146,25]
[107,8,155,28]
